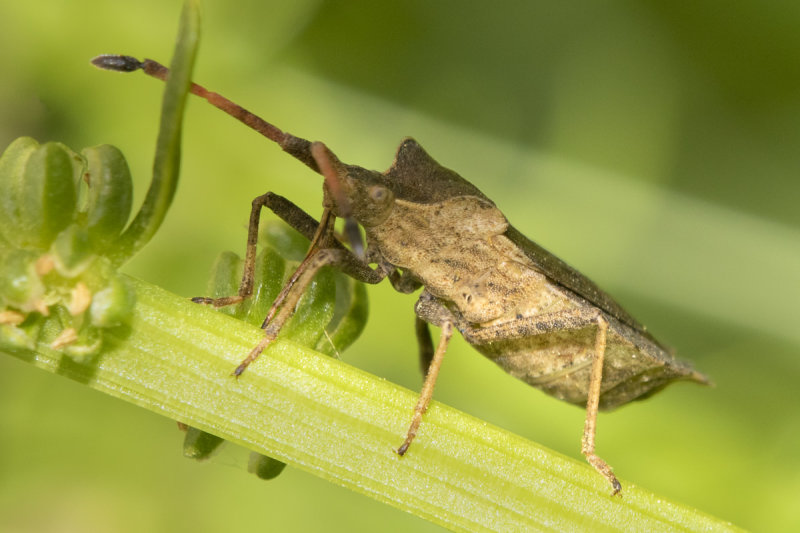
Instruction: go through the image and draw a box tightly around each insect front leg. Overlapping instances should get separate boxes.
[193,192,382,310]
[193,191,388,377]
[231,207,391,376]
[191,193,279,308]
[232,243,344,376]
[191,192,311,309]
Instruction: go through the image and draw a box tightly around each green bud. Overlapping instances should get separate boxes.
[316,276,368,356]
[61,325,103,361]
[89,274,135,327]
[0,323,36,352]
[204,251,244,318]
[247,452,287,480]
[0,248,45,311]
[50,224,94,278]
[243,246,287,324]
[282,266,336,348]
[182,427,225,460]
[81,145,133,250]
[261,220,309,263]
[0,137,39,245]
[18,142,78,249]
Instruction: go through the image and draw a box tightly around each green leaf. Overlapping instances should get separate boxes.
[108,0,200,266]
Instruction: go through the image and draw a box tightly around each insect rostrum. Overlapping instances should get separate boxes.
[92,54,709,495]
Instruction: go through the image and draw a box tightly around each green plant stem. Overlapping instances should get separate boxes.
[1,276,740,532]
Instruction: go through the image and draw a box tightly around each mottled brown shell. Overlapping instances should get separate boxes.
[366,139,708,409]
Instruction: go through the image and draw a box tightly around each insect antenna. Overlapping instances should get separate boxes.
[91,55,318,173]
[92,54,366,257]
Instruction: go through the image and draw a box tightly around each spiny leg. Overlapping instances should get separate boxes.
[258,209,341,325]
[233,142,386,377]
[192,193,294,308]
[232,247,345,376]
[581,315,622,495]
[232,204,342,376]
[193,191,383,310]
[250,193,385,284]
[397,320,454,456]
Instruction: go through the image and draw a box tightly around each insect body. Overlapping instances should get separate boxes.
[93,55,709,495]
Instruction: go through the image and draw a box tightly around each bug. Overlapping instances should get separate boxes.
[92,54,709,495]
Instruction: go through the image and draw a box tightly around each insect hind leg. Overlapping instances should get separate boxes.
[458,307,622,494]
[580,313,622,495]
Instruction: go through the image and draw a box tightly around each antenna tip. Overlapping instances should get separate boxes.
[90,55,144,72]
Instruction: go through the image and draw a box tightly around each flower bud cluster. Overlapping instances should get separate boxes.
[1,137,135,359]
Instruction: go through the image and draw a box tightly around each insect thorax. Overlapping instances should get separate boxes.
[368,196,578,324]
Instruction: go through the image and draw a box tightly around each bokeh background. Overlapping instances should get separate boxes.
[2,1,799,531]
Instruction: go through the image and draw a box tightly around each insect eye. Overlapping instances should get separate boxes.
[368,185,390,203]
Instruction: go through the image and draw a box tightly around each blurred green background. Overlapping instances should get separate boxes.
[2,1,799,531]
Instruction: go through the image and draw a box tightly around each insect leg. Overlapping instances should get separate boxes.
[458,308,622,494]
[193,191,384,311]
[193,193,293,308]
[231,206,388,377]
[397,320,454,456]
[580,315,622,495]
[232,244,354,377]
[386,268,423,294]
[264,193,385,284]
[415,316,435,374]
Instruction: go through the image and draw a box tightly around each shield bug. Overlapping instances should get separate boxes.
[92,54,710,495]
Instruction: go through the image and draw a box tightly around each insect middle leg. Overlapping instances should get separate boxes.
[397,319,454,456]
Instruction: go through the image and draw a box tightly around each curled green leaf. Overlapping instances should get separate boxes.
[106,0,199,267]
